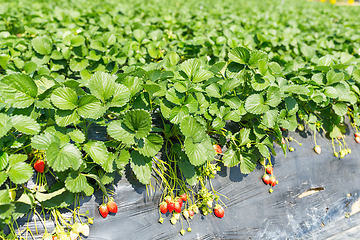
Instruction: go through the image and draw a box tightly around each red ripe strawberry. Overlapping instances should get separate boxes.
[314,145,321,154]
[107,200,118,213]
[175,197,183,207]
[356,137,360,143]
[179,193,187,202]
[34,159,45,173]
[188,210,194,217]
[160,202,168,214]
[213,144,222,154]
[265,166,273,175]
[165,196,172,204]
[174,201,182,213]
[269,177,276,187]
[355,133,360,138]
[99,204,109,218]
[167,201,175,212]
[52,236,58,240]
[262,174,270,185]
[214,205,224,218]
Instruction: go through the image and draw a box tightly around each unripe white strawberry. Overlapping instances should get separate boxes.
[314,145,321,154]
[183,210,189,219]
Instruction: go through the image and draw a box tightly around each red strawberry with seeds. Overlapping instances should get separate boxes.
[265,166,273,175]
[180,193,187,202]
[165,196,172,204]
[99,204,108,218]
[314,145,321,154]
[213,144,222,154]
[175,197,183,207]
[174,201,182,213]
[167,201,175,212]
[107,200,118,213]
[263,174,270,185]
[355,133,360,138]
[160,202,168,214]
[214,205,224,218]
[269,177,276,187]
[34,159,45,173]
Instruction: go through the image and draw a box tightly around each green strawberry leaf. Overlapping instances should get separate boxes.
[101,153,116,173]
[223,148,240,167]
[324,86,339,98]
[180,59,201,80]
[46,142,82,172]
[69,58,89,71]
[32,37,52,55]
[177,152,198,186]
[268,62,282,75]
[263,109,278,128]
[11,115,40,135]
[245,94,270,114]
[282,85,309,95]
[51,87,78,110]
[55,109,80,127]
[0,113,12,139]
[83,141,109,165]
[0,73,37,108]
[35,187,66,202]
[122,109,152,139]
[31,132,58,150]
[180,116,206,142]
[184,135,214,166]
[285,96,298,115]
[130,151,152,185]
[265,87,282,107]
[115,150,130,170]
[111,83,131,107]
[248,50,268,68]
[65,172,88,193]
[326,70,344,85]
[67,129,85,143]
[108,120,135,145]
[0,54,10,69]
[169,106,189,124]
[0,203,15,220]
[8,162,33,184]
[229,47,250,64]
[223,148,257,173]
[138,133,163,157]
[0,151,8,171]
[77,95,104,119]
[332,102,347,116]
[88,71,116,103]
[0,172,7,187]
[133,29,146,42]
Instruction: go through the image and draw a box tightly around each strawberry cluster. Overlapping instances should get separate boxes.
[99,198,118,218]
[158,191,225,235]
[262,165,278,193]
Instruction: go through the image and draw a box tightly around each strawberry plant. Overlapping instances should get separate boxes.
[1,0,360,238]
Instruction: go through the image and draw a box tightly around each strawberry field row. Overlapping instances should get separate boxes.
[0,0,360,239]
